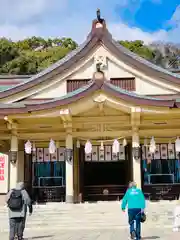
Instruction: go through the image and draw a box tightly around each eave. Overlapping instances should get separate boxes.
[102,37,180,85]
[0,76,177,117]
[0,34,101,99]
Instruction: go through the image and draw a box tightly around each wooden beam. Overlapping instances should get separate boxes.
[0,134,11,140]
[73,130,132,138]
[139,128,180,137]
[1,128,180,140]
[73,115,130,123]
[15,130,132,139]
[17,132,67,140]
[141,119,180,126]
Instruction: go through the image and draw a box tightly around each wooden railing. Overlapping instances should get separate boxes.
[143,184,180,200]
[83,185,127,202]
[32,186,65,203]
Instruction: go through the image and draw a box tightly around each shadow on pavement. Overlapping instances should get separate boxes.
[27,235,54,239]
[142,237,160,239]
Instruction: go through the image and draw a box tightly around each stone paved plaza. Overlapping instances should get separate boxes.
[0,201,180,239]
[0,227,179,239]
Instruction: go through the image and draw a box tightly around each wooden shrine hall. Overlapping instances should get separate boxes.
[0,10,180,202]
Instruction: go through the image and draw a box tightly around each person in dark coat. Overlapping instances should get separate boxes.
[6,182,33,240]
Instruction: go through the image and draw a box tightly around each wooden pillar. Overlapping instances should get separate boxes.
[132,129,141,188]
[9,135,18,189]
[65,133,74,203]
[73,140,79,203]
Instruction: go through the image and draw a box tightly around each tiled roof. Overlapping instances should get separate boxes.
[0,17,179,98]
[0,78,176,116]
[0,75,32,92]
[112,39,180,79]
[106,81,169,101]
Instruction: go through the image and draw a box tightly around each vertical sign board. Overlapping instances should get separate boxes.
[0,153,8,194]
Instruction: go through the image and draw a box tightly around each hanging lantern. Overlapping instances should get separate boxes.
[132,147,140,160]
[175,137,180,152]
[123,138,127,147]
[100,141,104,151]
[149,137,156,154]
[49,139,56,154]
[65,148,73,163]
[85,140,92,154]
[112,139,119,154]
[25,140,32,154]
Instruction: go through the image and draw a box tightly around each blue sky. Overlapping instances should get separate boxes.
[0,0,179,44]
[116,0,180,32]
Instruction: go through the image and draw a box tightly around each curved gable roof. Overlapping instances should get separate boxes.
[0,75,177,116]
[0,14,179,99]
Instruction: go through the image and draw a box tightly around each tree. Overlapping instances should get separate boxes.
[119,40,155,61]
[0,36,179,75]
[0,37,77,75]
[0,38,19,67]
[150,42,180,69]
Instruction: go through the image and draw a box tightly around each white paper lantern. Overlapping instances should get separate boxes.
[123,138,127,147]
[175,137,180,152]
[100,141,104,151]
[112,139,120,154]
[49,139,56,154]
[149,137,156,153]
[25,140,32,154]
[85,140,92,154]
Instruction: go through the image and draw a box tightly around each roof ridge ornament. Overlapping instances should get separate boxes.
[89,8,108,39]
[96,9,104,25]
[95,8,106,29]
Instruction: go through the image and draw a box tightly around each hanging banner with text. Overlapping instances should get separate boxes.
[0,153,9,194]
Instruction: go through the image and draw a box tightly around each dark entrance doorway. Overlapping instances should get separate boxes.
[141,143,180,200]
[24,147,65,203]
[80,145,132,201]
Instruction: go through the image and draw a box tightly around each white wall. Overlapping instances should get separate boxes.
[29,45,178,99]
[32,80,67,99]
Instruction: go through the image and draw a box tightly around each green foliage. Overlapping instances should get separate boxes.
[0,36,179,75]
[0,37,77,75]
[0,38,19,67]
[119,40,155,61]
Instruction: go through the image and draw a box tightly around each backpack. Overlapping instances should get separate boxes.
[7,189,24,211]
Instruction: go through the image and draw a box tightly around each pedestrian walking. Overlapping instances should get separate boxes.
[121,181,146,240]
[6,182,33,240]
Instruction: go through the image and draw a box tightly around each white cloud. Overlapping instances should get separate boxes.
[0,0,67,23]
[0,24,39,40]
[0,0,179,45]
[170,5,180,24]
[109,22,167,43]
[0,0,48,23]
[109,4,180,44]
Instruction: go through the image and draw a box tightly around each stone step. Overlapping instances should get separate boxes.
[0,201,177,232]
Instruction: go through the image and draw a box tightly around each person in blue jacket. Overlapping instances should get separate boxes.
[121,181,146,240]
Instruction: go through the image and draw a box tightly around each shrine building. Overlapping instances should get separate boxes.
[0,11,180,203]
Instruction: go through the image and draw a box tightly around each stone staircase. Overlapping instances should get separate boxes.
[0,201,178,233]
